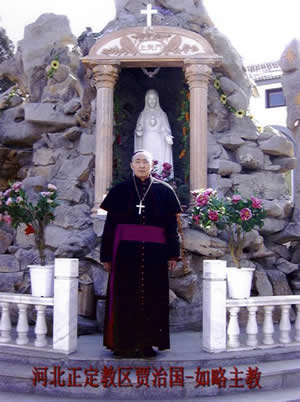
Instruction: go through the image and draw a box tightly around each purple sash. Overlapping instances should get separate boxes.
[112,224,166,267]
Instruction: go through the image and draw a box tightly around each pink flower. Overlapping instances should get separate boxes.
[48,184,57,191]
[153,160,158,166]
[12,182,22,191]
[232,194,242,204]
[6,197,13,206]
[196,194,209,207]
[3,214,12,225]
[208,210,219,222]
[16,196,23,203]
[40,191,52,197]
[240,208,252,221]
[162,162,172,170]
[203,188,213,196]
[251,196,262,209]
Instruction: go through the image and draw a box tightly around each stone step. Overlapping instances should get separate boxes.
[1,332,300,370]
[1,385,300,402]
[0,356,298,399]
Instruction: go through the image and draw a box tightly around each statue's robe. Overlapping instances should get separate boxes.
[100,175,182,353]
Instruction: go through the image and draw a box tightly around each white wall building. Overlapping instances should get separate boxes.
[247,61,286,127]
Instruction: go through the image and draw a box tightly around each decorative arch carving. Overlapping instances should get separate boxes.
[83,26,219,67]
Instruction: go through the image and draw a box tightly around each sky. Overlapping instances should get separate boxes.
[1,0,300,65]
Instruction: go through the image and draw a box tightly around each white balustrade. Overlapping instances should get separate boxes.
[263,305,275,345]
[246,306,258,347]
[203,260,300,353]
[279,304,291,343]
[16,303,29,345]
[34,305,47,347]
[0,258,78,354]
[295,304,300,342]
[0,302,11,343]
[227,307,240,348]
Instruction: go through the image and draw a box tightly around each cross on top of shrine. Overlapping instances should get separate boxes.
[140,4,158,27]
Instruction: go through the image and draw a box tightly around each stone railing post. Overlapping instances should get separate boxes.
[202,259,227,352]
[92,63,120,214]
[183,62,212,194]
[53,258,79,354]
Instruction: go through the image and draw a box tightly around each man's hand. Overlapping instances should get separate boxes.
[103,262,112,272]
[168,260,177,271]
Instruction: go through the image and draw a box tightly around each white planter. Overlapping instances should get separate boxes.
[226,267,255,299]
[29,264,54,297]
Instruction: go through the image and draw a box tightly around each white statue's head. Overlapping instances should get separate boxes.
[145,89,159,110]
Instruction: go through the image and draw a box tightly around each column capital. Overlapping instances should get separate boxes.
[92,64,120,89]
[183,63,212,89]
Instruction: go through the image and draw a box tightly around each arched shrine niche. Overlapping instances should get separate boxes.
[112,67,190,203]
[82,25,221,214]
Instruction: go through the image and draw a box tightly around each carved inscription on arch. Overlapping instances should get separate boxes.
[99,32,202,57]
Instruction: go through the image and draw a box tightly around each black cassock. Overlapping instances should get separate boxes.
[100,175,182,353]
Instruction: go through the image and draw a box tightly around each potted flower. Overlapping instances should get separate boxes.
[191,189,266,298]
[0,181,58,296]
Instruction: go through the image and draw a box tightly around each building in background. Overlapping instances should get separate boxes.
[247,61,286,127]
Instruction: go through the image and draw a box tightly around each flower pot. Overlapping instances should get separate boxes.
[29,264,54,297]
[226,267,255,299]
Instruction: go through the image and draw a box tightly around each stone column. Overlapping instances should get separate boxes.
[92,63,119,214]
[53,258,79,354]
[202,259,227,353]
[184,62,211,193]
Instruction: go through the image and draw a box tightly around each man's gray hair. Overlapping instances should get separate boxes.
[131,149,153,163]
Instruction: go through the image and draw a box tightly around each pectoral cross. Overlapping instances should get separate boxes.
[140,4,158,27]
[136,201,145,215]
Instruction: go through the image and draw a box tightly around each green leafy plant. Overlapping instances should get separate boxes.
[191,189,266,268]
[0,182,58,265]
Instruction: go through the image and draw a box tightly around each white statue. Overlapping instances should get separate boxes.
[134,89,174,176]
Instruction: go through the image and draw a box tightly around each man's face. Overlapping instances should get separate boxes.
[147,93,157,109]
[131,154,152,180]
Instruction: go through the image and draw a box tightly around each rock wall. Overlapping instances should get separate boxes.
[0,2,297,332]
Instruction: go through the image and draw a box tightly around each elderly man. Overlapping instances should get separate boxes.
[100,150,182,358]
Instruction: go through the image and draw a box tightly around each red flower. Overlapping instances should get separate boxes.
[193,215,200,224]
[240,208,252,221]
[208,210,219,222]
[24,224,35,235]
[251,196,262,209]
